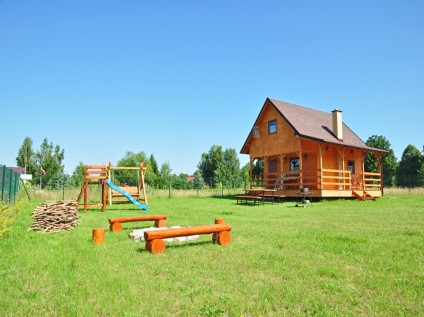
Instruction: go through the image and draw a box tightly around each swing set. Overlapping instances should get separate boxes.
[107,161,148,206]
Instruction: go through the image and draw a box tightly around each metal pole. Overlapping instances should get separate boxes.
[13,172,18,202]
[62,174,65,200]
[20,179,31,200]
[9,168,13,203]
[1,165,5,201]
[168,176,171,198]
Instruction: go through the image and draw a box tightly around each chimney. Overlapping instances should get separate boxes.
[332,108,343,140]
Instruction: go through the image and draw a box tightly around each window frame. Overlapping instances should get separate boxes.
[268,119,277,134]
[290,157,300,171]
[347,160,355,174]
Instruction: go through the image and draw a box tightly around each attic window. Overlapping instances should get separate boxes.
[253,126,260,138]
[268,120,277,134]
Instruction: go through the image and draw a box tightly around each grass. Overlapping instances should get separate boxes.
[0,194,423,316]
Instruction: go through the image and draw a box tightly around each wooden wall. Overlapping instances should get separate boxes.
[249,101,300,158]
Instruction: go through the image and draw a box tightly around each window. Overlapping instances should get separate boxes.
[348,160,355,174]
[290,157,300,171]
[253,126,260,138]
[268,120,277,134]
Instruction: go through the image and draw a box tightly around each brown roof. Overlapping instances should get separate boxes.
[7,167,26,174]
[241,98,388,154]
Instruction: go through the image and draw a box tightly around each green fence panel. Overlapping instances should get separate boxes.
[0,164,20,204]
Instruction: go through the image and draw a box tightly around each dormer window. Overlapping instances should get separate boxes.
[268,120,277,134]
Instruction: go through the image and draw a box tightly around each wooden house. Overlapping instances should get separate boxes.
[240,98,388,200]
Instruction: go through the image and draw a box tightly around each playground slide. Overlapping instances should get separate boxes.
[106,179,149,211]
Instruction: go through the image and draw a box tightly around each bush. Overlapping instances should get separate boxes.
[0,198,26,238]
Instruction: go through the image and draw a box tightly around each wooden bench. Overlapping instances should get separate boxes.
[108,215,167,232]
[144,218,232,254]
[263,194,286,203]
[235,195,263,205]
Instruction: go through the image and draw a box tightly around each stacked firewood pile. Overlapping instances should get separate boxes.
[29,200,79,233]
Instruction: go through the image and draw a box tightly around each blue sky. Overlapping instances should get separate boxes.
[1,1,423,175]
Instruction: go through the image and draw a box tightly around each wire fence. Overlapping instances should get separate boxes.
[0,165,21,204]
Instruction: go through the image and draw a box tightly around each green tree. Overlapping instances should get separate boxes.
[148,154,159,187]
[149,154,159,175]
[364,135,398,187]
[45,173,74,190]
[198,145,224,187]
[397,144,423,187]
[193,170,204,189]
[157,162,172,189]
[72,162,85,188]
[240,163,250,187]
[252,159,264,175]
[219,148,241,188]
[172,173,192,189]
[34,138,65,188]
[114,151,148,186]
[198,145,242,188]
[16,137,36,174]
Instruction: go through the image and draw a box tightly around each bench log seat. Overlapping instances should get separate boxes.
[144,218,232,254]
[109,215,167,232]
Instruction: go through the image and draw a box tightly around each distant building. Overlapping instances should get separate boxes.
[7,167,25,174]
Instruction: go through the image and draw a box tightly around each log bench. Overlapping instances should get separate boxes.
[235,195,263,205]
[109,215,167,232]
[144,218,232,254]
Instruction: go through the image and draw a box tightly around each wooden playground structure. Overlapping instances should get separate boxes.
[107,162,148,206]
[77,162,148,212]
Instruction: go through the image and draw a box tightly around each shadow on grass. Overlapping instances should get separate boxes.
[137,239,217,254]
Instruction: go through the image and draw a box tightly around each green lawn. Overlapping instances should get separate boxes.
[1,195,423,316]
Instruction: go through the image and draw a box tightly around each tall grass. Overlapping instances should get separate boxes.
[28,186,245,202]
[384,187,424,195]
[1,194,423,316]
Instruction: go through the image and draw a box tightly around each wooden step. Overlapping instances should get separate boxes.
[364,191,376,201]
[352,190,366,201]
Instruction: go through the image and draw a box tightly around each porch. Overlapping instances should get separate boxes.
[250,169,383,198]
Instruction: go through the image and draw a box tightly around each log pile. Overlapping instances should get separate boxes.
[29,200,79,233]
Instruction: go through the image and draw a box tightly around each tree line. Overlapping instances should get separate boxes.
[14,135,424,190]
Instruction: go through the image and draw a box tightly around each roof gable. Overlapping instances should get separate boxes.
[241,98,387,154]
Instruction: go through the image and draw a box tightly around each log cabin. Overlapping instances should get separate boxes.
[240,98,388,200]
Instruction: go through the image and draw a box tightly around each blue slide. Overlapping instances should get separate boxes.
[106,179,149,211]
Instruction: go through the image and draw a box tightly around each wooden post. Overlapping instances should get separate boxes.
[146,239,166,254]
[376,152,383,196]
[319,145,324,190]
[249,158,253,189]
[102,167,107,212]
[213,218,224,243]
[92,228,105,244]
[263,156,268,189]
[108,162,112,205]
[140,162,148,205]
[84,167,88,212]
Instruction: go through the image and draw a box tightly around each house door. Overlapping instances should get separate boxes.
[268,160,278,188]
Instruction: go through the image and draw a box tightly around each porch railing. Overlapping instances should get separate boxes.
[363,172,382,191]
[320,169,352,190]
[251,169,381,191]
